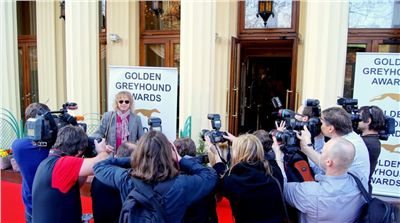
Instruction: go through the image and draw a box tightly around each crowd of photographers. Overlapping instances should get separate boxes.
[11,90,395,223]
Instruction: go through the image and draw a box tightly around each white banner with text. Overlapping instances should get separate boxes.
[108,66,178,141]
[353,52,400,197]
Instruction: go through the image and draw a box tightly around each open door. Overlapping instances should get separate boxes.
[228,37,241,135]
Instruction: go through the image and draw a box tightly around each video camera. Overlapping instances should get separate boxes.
[201,114,228,144]
[337,97,395,141]
[26,102,88,148]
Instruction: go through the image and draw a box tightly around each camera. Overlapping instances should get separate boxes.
[337,97,361,130]
[303,99,321,118]
[148,117,162,132]
[285,117,321,138]
[269,129,299,153]
[378,116,395,140]
[26,102,87,148]
[337,97,395,141]
[201,114,228,144]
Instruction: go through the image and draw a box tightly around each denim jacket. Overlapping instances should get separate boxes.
[93,157,218,223]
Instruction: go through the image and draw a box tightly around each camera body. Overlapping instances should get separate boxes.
[269,129,299,153]
[26,102,87,148]
[285,117,321,138]
[337,97,361,124]
[378,116,396,140]
[337,97,394,141]
[201,114,228,144]
[148,117,162,132]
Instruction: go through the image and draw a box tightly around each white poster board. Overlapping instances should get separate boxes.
[353,52,400,197]
[108,66,178,141]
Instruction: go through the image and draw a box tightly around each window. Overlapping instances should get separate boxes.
[238,0,299,36]
[244,0,292,29]
[140,1,180,133]
[344,0,400,98]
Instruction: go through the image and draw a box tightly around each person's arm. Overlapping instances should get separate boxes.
[296,126,324,171]
[271,136,287,182]
[283,182,316,214]
[93,157,131,189]
[79,151,110,176]
[91,112,109,138]
[179,158,218,204]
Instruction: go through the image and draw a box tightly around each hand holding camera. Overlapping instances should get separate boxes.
[296,126,313,151]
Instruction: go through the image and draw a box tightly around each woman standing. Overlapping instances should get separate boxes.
[208,134,285,223]
[93,91,143,149]
[93,131,217,222]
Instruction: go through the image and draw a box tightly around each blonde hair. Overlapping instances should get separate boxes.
[230,134,271,175]
[112,91,135,112]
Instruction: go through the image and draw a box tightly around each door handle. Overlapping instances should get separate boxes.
[286,89,292,108]
[295,90,300,110]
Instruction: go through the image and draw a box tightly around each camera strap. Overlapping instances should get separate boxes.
[214,143,228,165]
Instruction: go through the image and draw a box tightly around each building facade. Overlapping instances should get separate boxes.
[1,0,399,142]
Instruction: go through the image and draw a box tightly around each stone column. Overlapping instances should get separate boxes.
[180,1,216,140]
[107,1,140,66]
[36,1,66,109]
[0,1,20,118]
[297,1,349,109]
[180,1,237,140]
[65,1,99,116]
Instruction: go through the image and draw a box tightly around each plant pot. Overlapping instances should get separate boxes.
[0,156,12,170]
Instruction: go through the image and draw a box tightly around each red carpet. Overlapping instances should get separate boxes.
[1,180,233,223]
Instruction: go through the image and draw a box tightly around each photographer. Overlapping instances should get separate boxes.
[207,133,286,223]
[357,105,385,193]
[174,137,219,223]
[12,102,51,223]
[295,105,325,175]
[296,107,370,181]
[32,125,113,223]
[272,136,365,222]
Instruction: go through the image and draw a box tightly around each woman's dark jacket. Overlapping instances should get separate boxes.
[93,157,218,223]
[218,161,285,223]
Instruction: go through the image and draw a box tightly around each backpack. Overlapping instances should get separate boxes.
[349,173,397,223]
[284,151,314,182]
[119,178,169,223]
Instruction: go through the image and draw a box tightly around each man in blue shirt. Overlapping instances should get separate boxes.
[12,103,51,223]
[272,136,365,222]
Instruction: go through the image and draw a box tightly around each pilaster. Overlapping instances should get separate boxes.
[0,1,20,118]
[297,1,349,109]
[65,1,99,115]
[37,1,66,109]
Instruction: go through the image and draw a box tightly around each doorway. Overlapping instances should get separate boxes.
[229,39,297,135]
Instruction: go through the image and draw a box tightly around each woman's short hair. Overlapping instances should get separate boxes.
[173,137,196,157]
[116,142,137,158]
[53,125,88,156]
[112,91,135,112]
[230,134,271,175]
[130,131,179,183]
[253,129,273,153]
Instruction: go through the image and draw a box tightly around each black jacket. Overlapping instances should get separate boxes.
[220,161,285,223]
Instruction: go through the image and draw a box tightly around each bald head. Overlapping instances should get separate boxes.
[322,138,355,174]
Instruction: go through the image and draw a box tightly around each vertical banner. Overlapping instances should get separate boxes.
[108,66,178,141]
[353,52,400,197]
